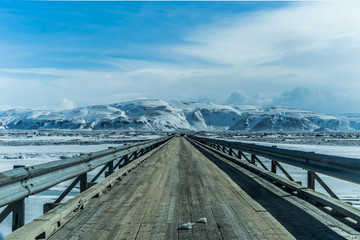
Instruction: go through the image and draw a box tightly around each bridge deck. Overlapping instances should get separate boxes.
[47,138,355,240]
[48,138,292,240]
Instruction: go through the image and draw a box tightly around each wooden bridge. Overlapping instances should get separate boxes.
[2,136,360,239]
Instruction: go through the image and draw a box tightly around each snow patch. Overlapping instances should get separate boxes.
[177,222,195,230]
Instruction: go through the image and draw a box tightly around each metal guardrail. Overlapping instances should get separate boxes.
[189,135,360,185]
[188,135,360,230]
[0,136,172,232]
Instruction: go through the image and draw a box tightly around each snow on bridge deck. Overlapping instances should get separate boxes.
[29,138,359,239]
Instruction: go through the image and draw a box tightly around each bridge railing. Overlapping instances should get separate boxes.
[189,135,360,185]
[188,135,360,229]
[0,136,171,232]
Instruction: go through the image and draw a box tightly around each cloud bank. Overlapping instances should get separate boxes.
[0,1,359,114]
[174,1,360,113]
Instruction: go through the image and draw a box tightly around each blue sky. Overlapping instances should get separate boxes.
[0,1,359,114]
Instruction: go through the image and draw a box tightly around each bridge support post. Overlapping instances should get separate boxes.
[11,199,25,231]
[0,199,24,232]
[133,151,138,160]
[229,148,234,156]
[124,155,129,166]
[142,147,149,155]
[307,171,315,190]
[237,150,242,160]
[11,165,25,231]
[105,161,114,177]
[271,161,277,174]
[251,154,256,164]
[79,173,88,193]
[139,148,145,156]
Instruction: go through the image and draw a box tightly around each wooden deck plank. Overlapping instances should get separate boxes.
[47,138,296,240]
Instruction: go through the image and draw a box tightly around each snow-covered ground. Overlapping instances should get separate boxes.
[0,130,163,236]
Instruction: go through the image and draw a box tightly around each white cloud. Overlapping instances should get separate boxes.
[1,1,359,114]
[169,1,360,113]
[61,98,75,110]
[273,87,360,114]
[177,1,360,62]
[225,90,271,106]
[0,63,225,109]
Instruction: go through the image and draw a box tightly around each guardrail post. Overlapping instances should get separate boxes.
[105,161,114,177]
[229,148,234,156]
[124,155,129,166]
[12,165,25,231]
[307,171,315,190]
[251,154,256,164]
[237,150,242,159]
[133,151,138,159]
[79,173,88,192]
[271,160,277,173]
[11,199,25,231]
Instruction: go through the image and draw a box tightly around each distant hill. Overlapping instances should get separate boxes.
[0,99,359,132]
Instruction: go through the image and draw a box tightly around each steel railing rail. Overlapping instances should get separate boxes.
[189,135,360,185]
[188,135,360,230]
[0,136,171,208]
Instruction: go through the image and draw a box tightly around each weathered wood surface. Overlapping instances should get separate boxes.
[45,137,293,239]
[43,137,360,240]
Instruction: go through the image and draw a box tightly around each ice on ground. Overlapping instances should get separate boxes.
[177,222,195,230]
[196,217,207,223]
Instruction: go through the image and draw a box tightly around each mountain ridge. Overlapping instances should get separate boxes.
[0,99,359,132]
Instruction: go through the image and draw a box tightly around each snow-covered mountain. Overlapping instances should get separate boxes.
[0,99,359,132]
